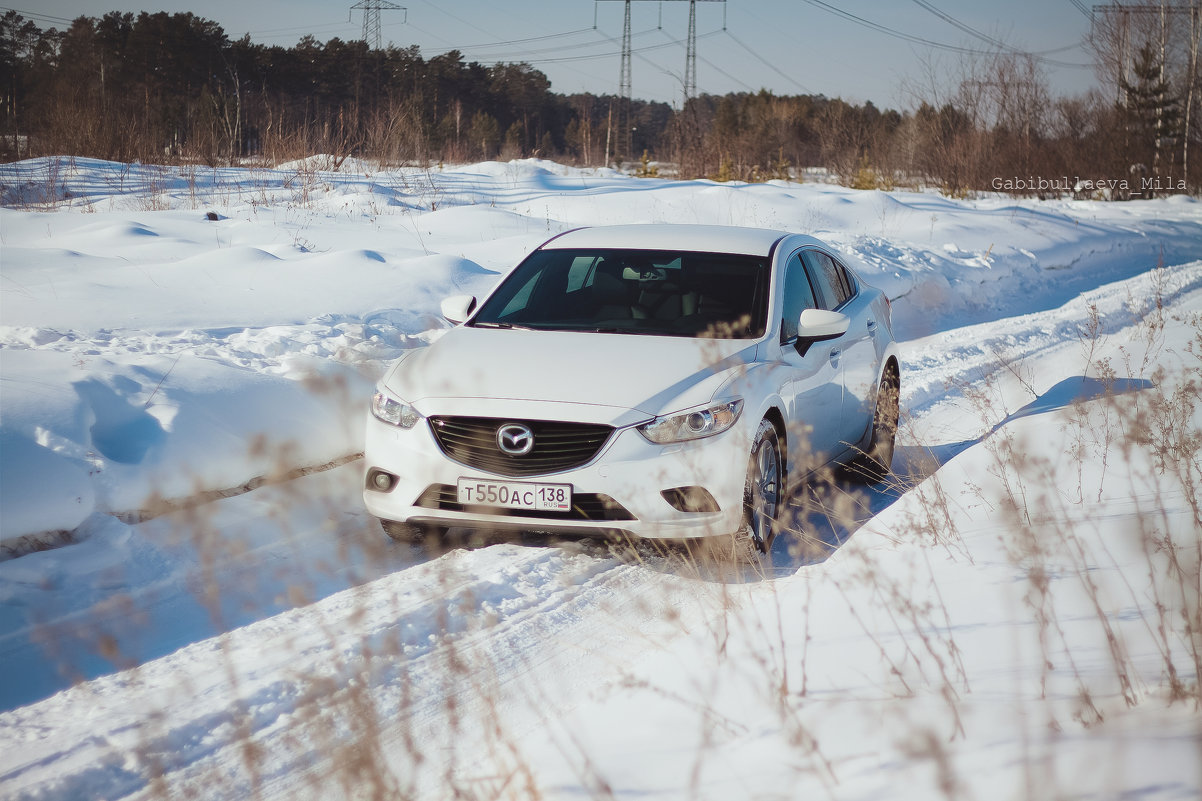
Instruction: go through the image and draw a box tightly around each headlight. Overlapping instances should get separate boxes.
[638,399,744,444]
[371,390,421,428]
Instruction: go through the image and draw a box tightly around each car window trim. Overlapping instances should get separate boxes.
[799,247,860,312]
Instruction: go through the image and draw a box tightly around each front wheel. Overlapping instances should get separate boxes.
[740,418,783,555]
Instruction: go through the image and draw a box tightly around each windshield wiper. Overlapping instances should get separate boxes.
[471,321,536,331]
[545,323,639,334]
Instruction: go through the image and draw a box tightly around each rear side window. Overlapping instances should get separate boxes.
[802,251,852,310]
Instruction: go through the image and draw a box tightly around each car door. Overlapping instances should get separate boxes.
[801,250,878,454]
[829,258,882,450]
[778,251,845,477]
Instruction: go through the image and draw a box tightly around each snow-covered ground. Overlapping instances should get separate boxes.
[1,156,1200,800]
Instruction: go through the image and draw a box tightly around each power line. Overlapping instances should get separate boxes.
[1,6,81,26]
[425,26,599,52]
[908,0,1017,51]
[723,29,812,95]
[695,52,755,93]
[408,26,662,63]
[249,24,361,43]
[802,0,1091,68]
[801,0,975,52]
[1068,0,1093,18]
[451,35,622,61]
[592,28,679,100]
[908,0,1090,66]
[409,0,504,45]
[520,28,724,66]
[246,20,356,37]
[1091,2,1199,11]
[633,27,755,96]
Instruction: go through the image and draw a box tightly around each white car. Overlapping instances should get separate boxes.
[363,224,899,555]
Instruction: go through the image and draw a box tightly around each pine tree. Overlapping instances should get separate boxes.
[1120,41,1183,191]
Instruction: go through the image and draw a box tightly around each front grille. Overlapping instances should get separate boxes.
[428,416,613,477]
[414,484,636,521]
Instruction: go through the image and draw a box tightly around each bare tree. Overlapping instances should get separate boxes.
[1090,1,1201,189]
[1181,4,1201,188]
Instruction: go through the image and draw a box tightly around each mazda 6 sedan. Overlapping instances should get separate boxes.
[363,224,900,556]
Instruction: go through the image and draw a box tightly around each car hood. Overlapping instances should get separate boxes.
[384,326,758,424]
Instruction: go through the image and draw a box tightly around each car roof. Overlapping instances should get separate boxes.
[540,224,823,258]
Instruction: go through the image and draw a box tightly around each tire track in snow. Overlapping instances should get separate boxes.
[7,260,1200,799]
[899,260,1202,421]
[0,541,692,800]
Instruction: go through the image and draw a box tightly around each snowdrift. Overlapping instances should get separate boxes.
[1,157,1200,801]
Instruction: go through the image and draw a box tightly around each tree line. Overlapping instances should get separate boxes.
[1,7,1198,196]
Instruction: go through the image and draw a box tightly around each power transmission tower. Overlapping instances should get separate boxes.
[596,0,726,161]
[621,0,633,159]
[684,0,698,101]
[620,0,633,108]
[673,0,726,103]
[350,0,406,50]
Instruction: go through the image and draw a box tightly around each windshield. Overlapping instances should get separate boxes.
[470,248,771,339]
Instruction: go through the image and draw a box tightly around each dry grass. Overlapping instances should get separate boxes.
[8,271,1201,801]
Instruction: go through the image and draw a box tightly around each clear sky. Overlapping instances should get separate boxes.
[11,1,1100,109]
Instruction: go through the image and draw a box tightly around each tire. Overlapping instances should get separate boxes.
[846,366,899,485]
[739,418,783,556]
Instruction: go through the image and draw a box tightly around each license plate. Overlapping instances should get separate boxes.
[456,478,572,512]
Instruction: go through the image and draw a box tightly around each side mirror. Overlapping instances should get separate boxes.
[440,294,477,325]
[797,308,850,340]
[794,308,849,356]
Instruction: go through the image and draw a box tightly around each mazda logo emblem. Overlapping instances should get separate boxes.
[496,423,534,456]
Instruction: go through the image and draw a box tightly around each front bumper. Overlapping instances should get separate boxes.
[362,412,749,541]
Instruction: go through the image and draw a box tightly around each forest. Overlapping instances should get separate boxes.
[0,6,1198,196]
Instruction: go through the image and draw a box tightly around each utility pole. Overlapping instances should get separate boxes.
[350,0,406,50]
